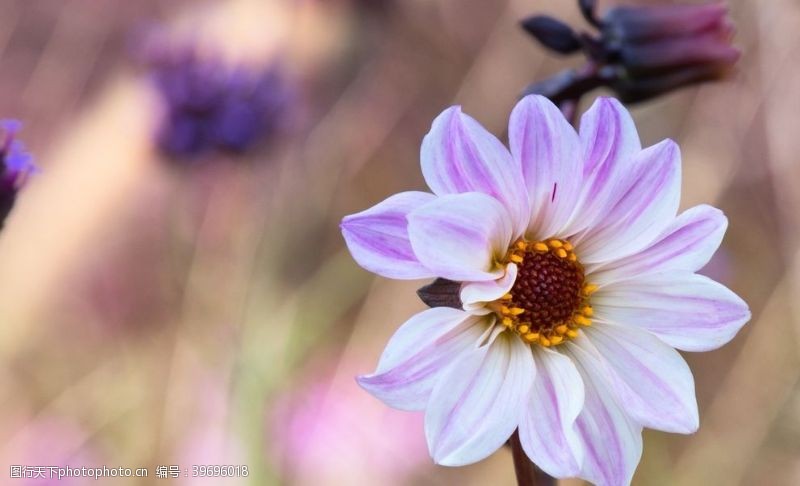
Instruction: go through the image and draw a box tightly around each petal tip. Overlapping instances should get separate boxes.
[674,414,700,435]
[430,448,469,468]
[438,105,464,122]
[354,373,377,392]
[594,95,625,110]
[518,93,557,108]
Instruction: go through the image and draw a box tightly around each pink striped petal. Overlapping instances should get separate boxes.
[357,308,489,411]
[408,192,513,282]
[509,95,583,238]
[583,323,698,434]
[518,347,584,477]
[425,330,534,466]
[341,191,437,279]
[593,204,727,284]
[593,272,751,352]
[461,263,517,314]
[578,139,681,264]
[566,338,643,486]
[421,106,529,237]
[570,97,642,234]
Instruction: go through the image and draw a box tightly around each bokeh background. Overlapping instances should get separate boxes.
[0,0,799,484]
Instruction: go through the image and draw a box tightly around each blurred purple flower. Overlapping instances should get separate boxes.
[522,1,740,104]
[141,37,293,160]
[0,120,35,229]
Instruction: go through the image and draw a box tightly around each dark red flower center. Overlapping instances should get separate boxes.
[494,239,596,347]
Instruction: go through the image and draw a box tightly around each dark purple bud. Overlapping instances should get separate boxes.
[579,0,601,27]
[417,278,462,309]
[603,3,728,43]
[0,120,35,228]
[578,31,608,62]
[598,1,740,102]
[520,1,740,105]
[619,28,740,75]
[521,15,582,54]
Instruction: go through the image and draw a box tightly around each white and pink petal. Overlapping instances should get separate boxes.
[518,347,584,477]
[577,139,682,264]
[425,329,535,466]
[421,106,529,237]
[593,272,751,352]
[570,97,642,234]
[357,307,489,411]
[341,191,437,279]
[582,323,698,434]
[566,338,643,486]
[408,192,513,282]
[461,263,517,314]
[593,204,728,284]
[509,95,583,238]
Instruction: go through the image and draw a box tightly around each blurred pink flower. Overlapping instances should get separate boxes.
[175,373,246,486]
[272,365,428,485]
[1,416,100,486]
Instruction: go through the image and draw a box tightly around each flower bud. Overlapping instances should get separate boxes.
[603,2,740,100]
[603,3,728,43]
[578,0,600,27]
[520,15,582,54]
[520,1,740,105]
[618,30,739,74]
[604,3,739,78]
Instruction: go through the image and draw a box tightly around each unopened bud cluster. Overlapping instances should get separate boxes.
[522,1,739,104]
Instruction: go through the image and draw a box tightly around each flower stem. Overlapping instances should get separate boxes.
[510,431,556,486]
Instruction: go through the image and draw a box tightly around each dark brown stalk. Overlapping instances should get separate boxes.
[510,431,557,486]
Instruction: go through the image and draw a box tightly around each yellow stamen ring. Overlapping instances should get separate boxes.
[492,238,595,347]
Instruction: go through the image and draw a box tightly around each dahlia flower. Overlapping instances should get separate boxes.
[340,95,750,485]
